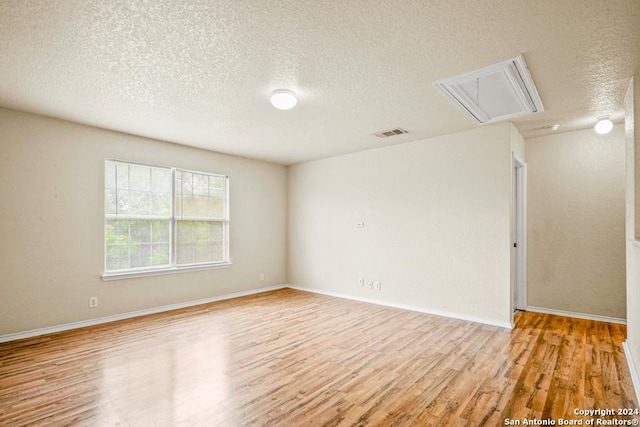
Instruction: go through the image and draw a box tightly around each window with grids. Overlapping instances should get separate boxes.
[104,160,229,275]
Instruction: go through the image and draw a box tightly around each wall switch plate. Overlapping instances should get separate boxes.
[374,281,381,290]
[260,273,265,281]
[356,221,365,228]
[359,277,364,286]
[368,281,374,289]
[89,297,98,308]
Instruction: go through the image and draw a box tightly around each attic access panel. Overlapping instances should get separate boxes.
[433,55,544,124]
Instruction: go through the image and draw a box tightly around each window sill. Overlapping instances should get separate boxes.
[101,262,232,281]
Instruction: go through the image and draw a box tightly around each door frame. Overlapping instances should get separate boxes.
[513,155,528,312]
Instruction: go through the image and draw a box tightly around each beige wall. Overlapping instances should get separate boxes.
[625,75,640,399]
[526,126,626,319]
[288,123,516,327]
[0,108,288,336]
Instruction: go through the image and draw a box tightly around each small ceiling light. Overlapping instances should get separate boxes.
[543,124,560,131]
[270,89,297,110]
[594,116,613,134]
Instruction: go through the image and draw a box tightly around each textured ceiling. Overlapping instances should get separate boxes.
[0,0,639,165]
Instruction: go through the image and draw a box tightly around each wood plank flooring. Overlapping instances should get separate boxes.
[0,288,637,426]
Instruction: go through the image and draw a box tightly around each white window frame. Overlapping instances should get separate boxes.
[102,159,231,281]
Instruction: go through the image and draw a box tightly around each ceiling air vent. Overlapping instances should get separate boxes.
[433,54,544,124]
[374,128,408,138]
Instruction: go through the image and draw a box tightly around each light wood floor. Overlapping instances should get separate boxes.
[0,288,637,426]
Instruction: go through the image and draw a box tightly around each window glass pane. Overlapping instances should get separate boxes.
[152,243,170,265]
[177,195,220,219]
[177,171,193,196]
[151,193,171,217]
[105,161,116,190]
[152,219,170,243]
[108,161,171,217]
[130,220,151,241]
[128,190,151,215]
[175,171,184,217]
[105,161,118,214]
[209,175,226,218]
[210,175,225,192]
[130,243,152,268]
[129,164,151,191]
[105,219,170,271]
[116,163,130,189]
[116,189,131,214]
[151,168,172,193]
[105,219,130,271]
[106,243,129,271]
[176,220,223,265]
[105,188,116,215]
[150,221,170,266]
[151,168,172,216]
[176,171,225,219]
[193,174,209,196]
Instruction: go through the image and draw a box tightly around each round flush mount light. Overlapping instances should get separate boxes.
[594,116,613,135]
[270,89,297,110]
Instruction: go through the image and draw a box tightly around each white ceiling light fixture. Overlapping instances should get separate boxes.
[433,54,544,124]
[270,89,297,110]
[594,116,613,134]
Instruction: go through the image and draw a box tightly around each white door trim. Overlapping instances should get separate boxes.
[513,155,528,310]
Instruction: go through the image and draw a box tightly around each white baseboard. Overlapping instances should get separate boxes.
[526,306,626,325]
[287,285,513,329]
[0,285,286,343]
[623,342,640,405]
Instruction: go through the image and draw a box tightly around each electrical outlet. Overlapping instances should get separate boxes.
[260,273,265,281]
[89,297,98,308]
[359,277,364,286]
[374,281,381,290]
[368,281,373,289]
